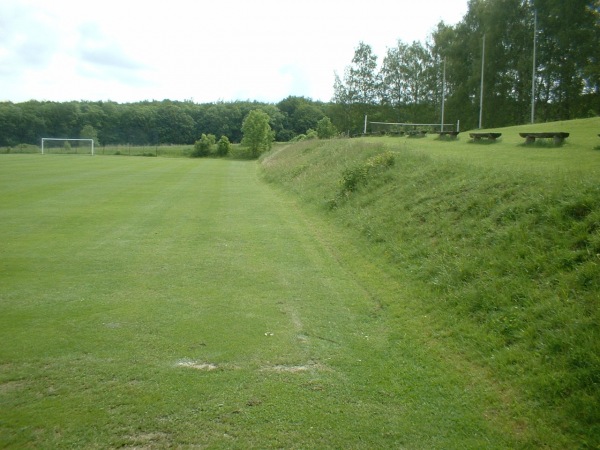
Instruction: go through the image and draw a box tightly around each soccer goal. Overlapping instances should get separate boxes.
[368,121,460,135]
[41,138,95,155]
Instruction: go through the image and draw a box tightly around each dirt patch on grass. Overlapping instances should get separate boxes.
[123,431,170,448]
[0,380,26,393]
[175,360,218,371]
[262,362,327,373]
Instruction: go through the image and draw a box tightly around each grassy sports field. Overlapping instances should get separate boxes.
[1,117,599,447]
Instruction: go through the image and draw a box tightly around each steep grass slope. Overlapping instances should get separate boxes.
[261,118,600,447]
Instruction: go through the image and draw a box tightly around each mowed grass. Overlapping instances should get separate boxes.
[1,155,530,448]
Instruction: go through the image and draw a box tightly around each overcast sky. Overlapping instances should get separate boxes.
[1,0,468,104]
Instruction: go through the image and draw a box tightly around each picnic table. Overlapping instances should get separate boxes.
[519,132,570,145]
[470,132,502,141]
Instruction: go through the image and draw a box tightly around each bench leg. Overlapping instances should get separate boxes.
[554,136,564,145]
[525,136,535,144]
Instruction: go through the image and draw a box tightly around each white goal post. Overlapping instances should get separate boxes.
[368,121,461,134]
[41,138,95,155]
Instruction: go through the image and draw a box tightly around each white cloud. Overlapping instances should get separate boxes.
[0,0,468,103]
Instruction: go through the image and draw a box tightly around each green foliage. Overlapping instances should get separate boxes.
[80,124,99,145]
[316,116,338,139]
[331,1,600,129]
[192,133,216,157]
[338,150,395,194]
[216,135,231,157]
[241,109,274,158]
[277,96,326,136]
[305,128,318,140]
[0,99,333,147]
[289,133,307,142]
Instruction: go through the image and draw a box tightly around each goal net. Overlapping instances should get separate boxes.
[41,138,95,155]
[369,121,460,135]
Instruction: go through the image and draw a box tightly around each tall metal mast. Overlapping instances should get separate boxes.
[479,34,485,129]
[531,9,537,124]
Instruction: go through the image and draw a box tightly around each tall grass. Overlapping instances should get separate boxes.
[261,119,600,446]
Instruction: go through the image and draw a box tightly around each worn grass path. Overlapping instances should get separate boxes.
[2,155,527,448]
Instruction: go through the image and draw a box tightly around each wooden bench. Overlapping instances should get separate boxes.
[470,132,502,141]
[519,132,570,145]
[436,131,460,139]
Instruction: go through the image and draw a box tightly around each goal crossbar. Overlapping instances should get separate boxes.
[369,121,459,131]
[41,138,95,155]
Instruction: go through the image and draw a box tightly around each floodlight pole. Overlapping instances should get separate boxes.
[479,34,485,129]
[531,9,537,124]
[441,58,446,132]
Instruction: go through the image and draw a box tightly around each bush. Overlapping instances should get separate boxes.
[192,133,216,157]
[306,129,318,140]
[216,136,231,157]
[340,151,395,193]
[290,134,307,142]
[316,116,338,139]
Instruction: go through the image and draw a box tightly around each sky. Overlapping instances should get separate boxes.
[1,0,468,104]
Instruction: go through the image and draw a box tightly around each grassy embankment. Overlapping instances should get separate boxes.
[261,117,600,447]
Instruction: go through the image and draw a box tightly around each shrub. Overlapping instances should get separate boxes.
[306,129,318,140]
[340,151,395,193]
[340,166,368,192]
[216,136,231,157]
[192,133,216,157]
[290,134,307,142]
[316,116,338,139]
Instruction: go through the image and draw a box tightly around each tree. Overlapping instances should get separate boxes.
[380,40,439,122]
[241,110,273,158]
[535,0,600,119]
[316,116,338,139]
[216,135,231,157]
[80,124,99,145]
[276,96,328,139]
[154,103,195,144]
[333,42,382,135]
[346,42,380,104]
[380,41,410,108]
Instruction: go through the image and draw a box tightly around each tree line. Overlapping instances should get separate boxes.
[334,0,600,132]
[0,97,337,148]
